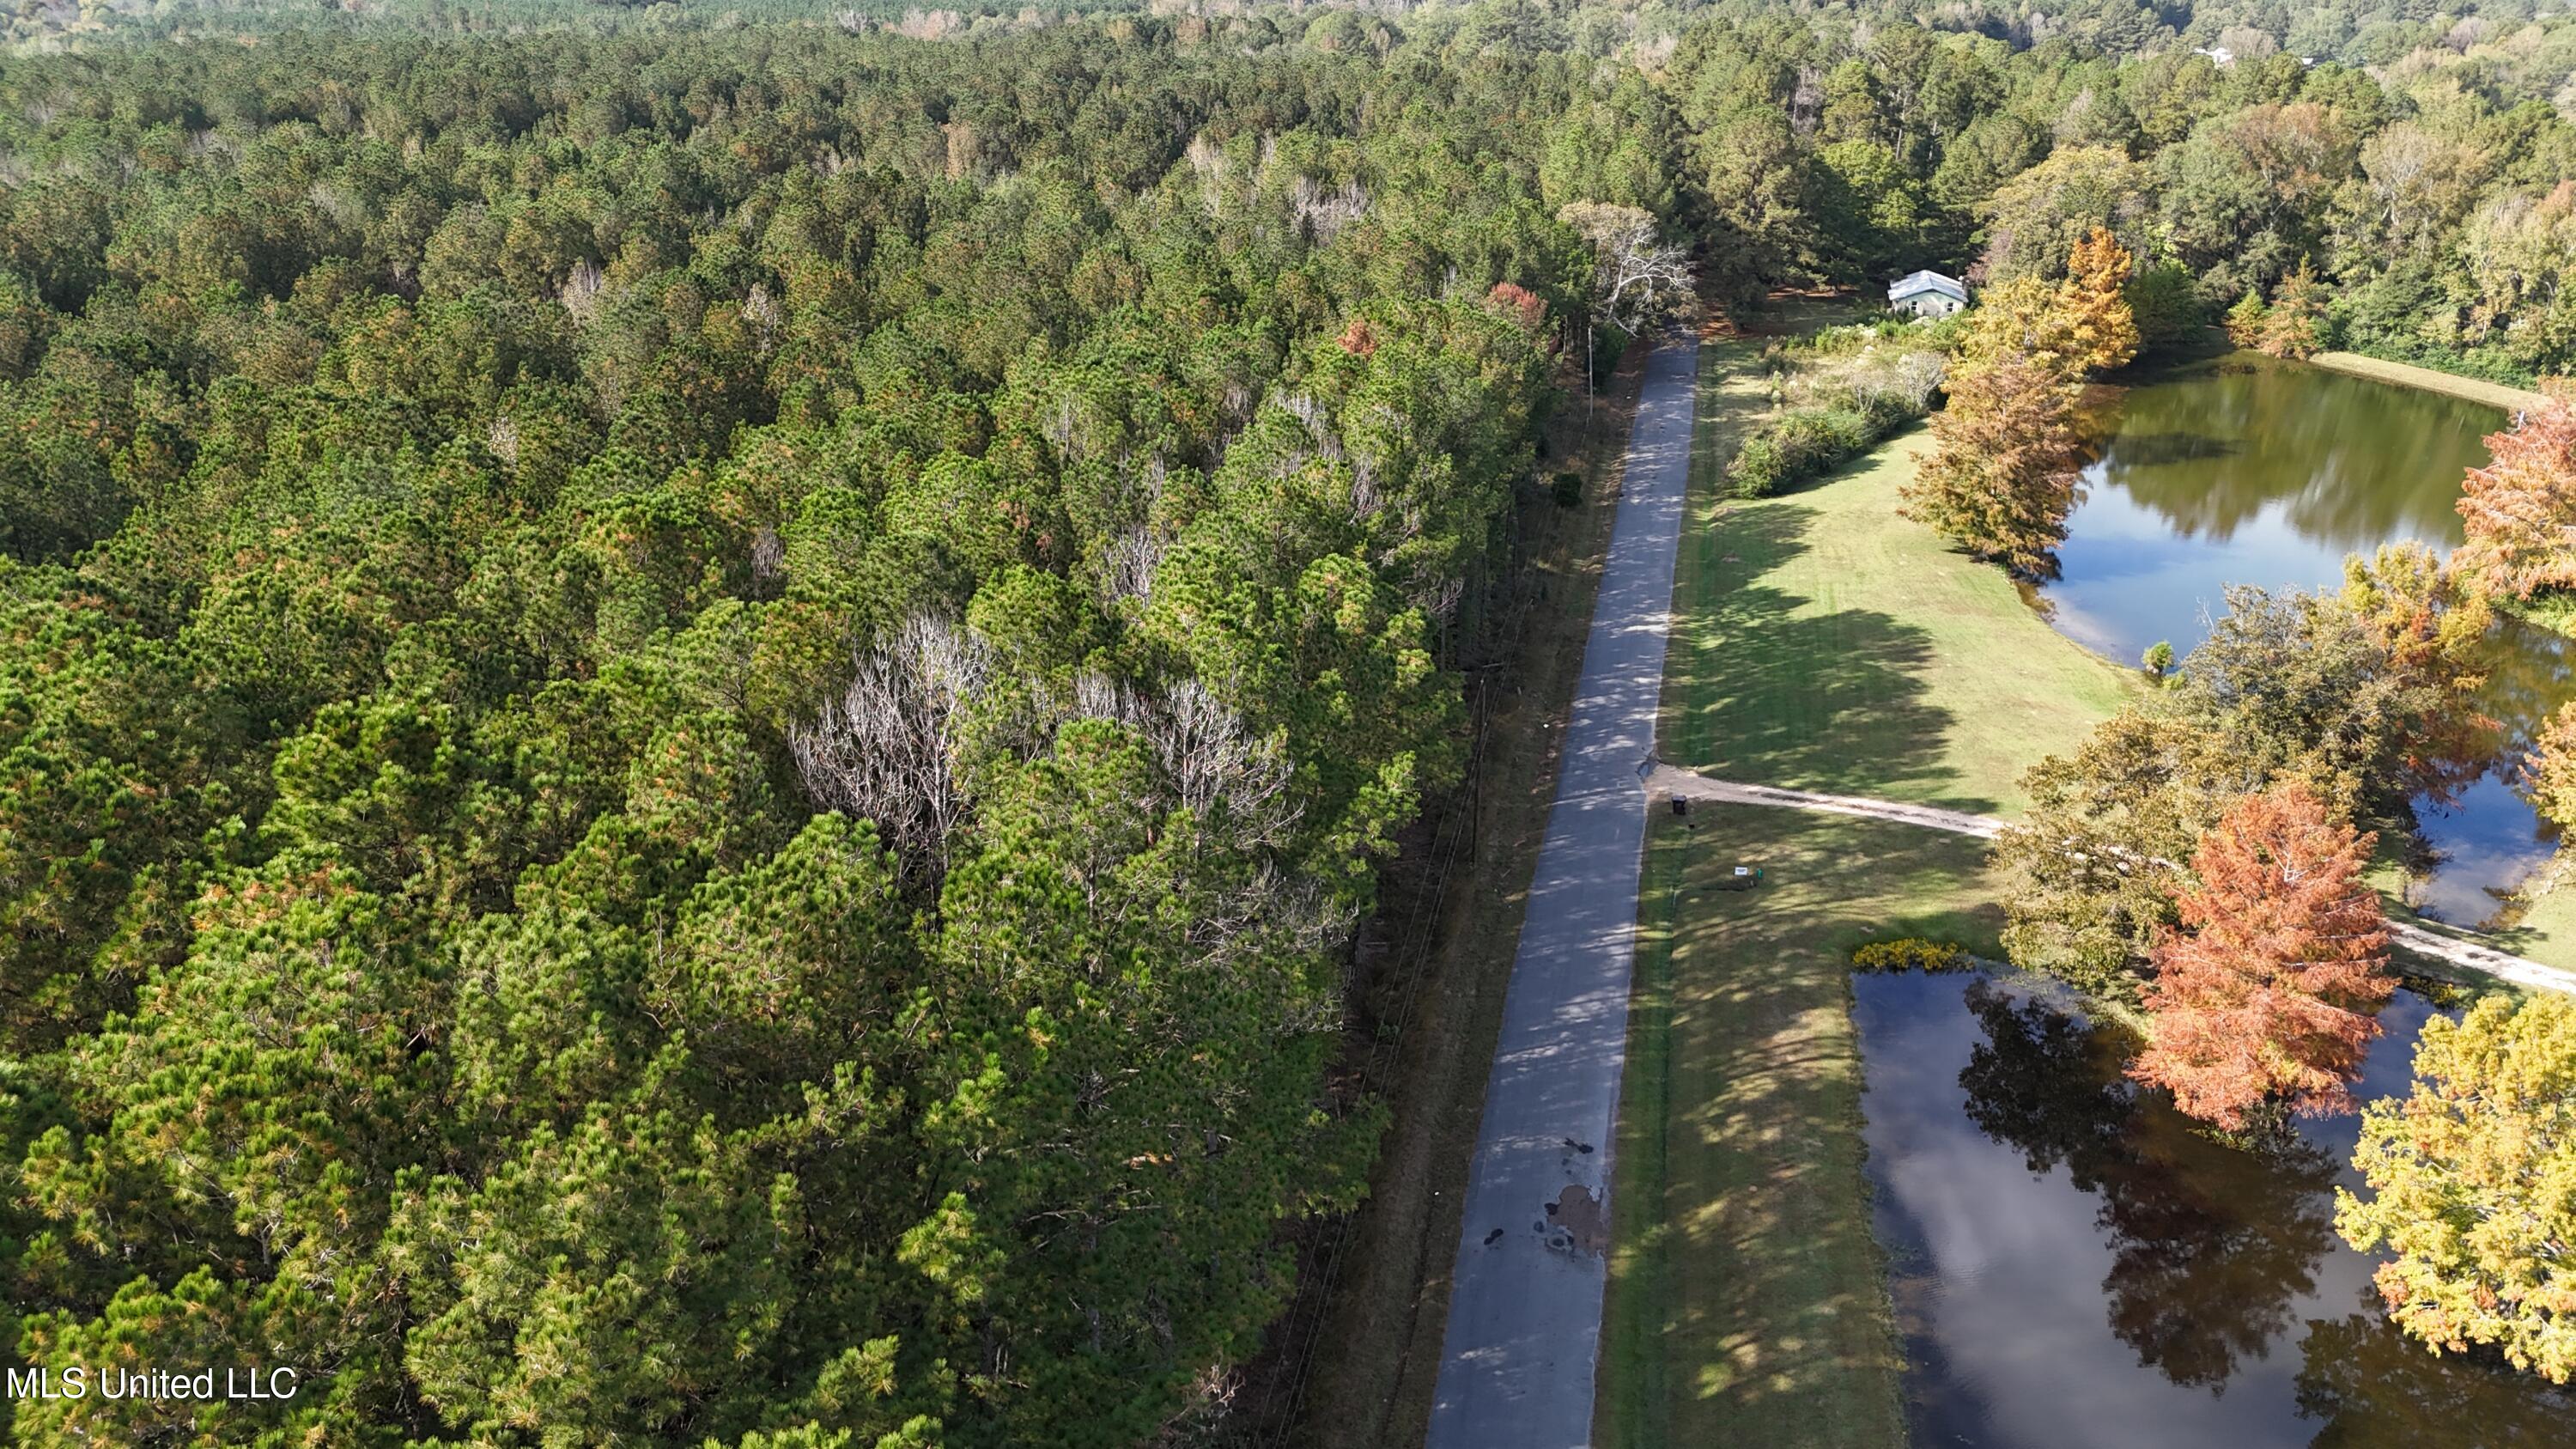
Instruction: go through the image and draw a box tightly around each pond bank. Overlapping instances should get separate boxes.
[1857,969,2574,1446]
[1600,340,2136,1449]
[2308,350,2547,412]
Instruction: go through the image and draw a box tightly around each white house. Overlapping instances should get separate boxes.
[1887,270,1969,318]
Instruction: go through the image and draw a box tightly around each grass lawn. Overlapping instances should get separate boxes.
[1597,807,2003,1449]
[2501,882,2576,967]
[1597,340,2141,1448]
[2308,350,2547,413]
[1662,418,2138,818]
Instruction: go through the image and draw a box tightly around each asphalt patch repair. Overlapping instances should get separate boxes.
[1547,1184,1609,1257]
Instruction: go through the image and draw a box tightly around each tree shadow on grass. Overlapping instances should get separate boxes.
[1672,501,1991,813]
[1635,812,1995,1442]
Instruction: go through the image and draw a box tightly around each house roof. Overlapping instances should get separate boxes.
[1887,271,1969,303]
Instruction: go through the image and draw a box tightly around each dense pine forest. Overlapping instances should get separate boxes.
[5,2,2576,1446]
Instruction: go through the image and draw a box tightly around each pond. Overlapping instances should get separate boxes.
[2032,352,2575,927]
[1856,968,2573,1448]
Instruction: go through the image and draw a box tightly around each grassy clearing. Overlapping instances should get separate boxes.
[1663,424,2137,817]
[2500,882,2576,967]
[1598,337,2137,1449]
[1598,807,2002,1449]
[2308,350,2547,413]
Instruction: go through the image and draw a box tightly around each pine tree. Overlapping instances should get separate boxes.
[1901,352,2081,575]
[2129,783,2394,1129]
[2454,381,2576,600]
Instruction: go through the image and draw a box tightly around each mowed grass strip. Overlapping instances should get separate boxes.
[1601,343,2141,1448]
[1662,425,2136,818]
[1599,807,2002,1449]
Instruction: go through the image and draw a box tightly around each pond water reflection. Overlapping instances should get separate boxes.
[1856,969,2572,1448]
[2031,353,2574,926]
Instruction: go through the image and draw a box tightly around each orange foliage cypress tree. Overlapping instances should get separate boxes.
[2129,782,2394,1129]
[1902,352,2081,575]
[2059,226,2140,374]
[2524,701,2576,834]
[2455,381,2576,600]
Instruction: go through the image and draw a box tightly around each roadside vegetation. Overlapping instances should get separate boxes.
[1727,318,1950,497]
[22,0,2576,1439]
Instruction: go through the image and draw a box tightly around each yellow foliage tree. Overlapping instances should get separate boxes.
[1959,228,2138,381]
[1959,275,2085,378]
[2059,226,2141,374]
[2339,993,2576,1383]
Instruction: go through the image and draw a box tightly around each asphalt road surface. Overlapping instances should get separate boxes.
[1425,333,1698,1449]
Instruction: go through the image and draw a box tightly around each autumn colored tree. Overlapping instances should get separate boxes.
[2523,701,2576,834]
[2059,226,2142,375]
[1958,274,2087,379]
[2338,994,2576,1384]
[2342,542,2494,689]
[2129,783,2394,1129]
[1902,352,2081,575]
[2225,289,2270,348]
[1919,228,2140,574]
[2340,542,2500,799]
[2454,381,2576,600]
[2257,258,2329,359]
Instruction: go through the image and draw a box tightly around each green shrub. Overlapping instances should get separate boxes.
[1725,402,1891,498]
[1851,937,1973,972]
[1552,471,1583,508]
[1727,435,1789,496]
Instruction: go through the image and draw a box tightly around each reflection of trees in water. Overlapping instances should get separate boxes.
[2088,360,2494,550]
[2296,1306,2574,1446]
[1959,978,2133,1174]
[2095,1106,2339,1392]
[1958,980,2340,1394]
[2470,612,2576,752]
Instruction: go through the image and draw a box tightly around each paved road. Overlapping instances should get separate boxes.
[1425,334,1698,1449]
[1649,764,2576,997]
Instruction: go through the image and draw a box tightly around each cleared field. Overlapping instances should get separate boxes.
[1599,807,2002,1449]
[1597,349,2141,1448]
[1661,425,2137,817]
